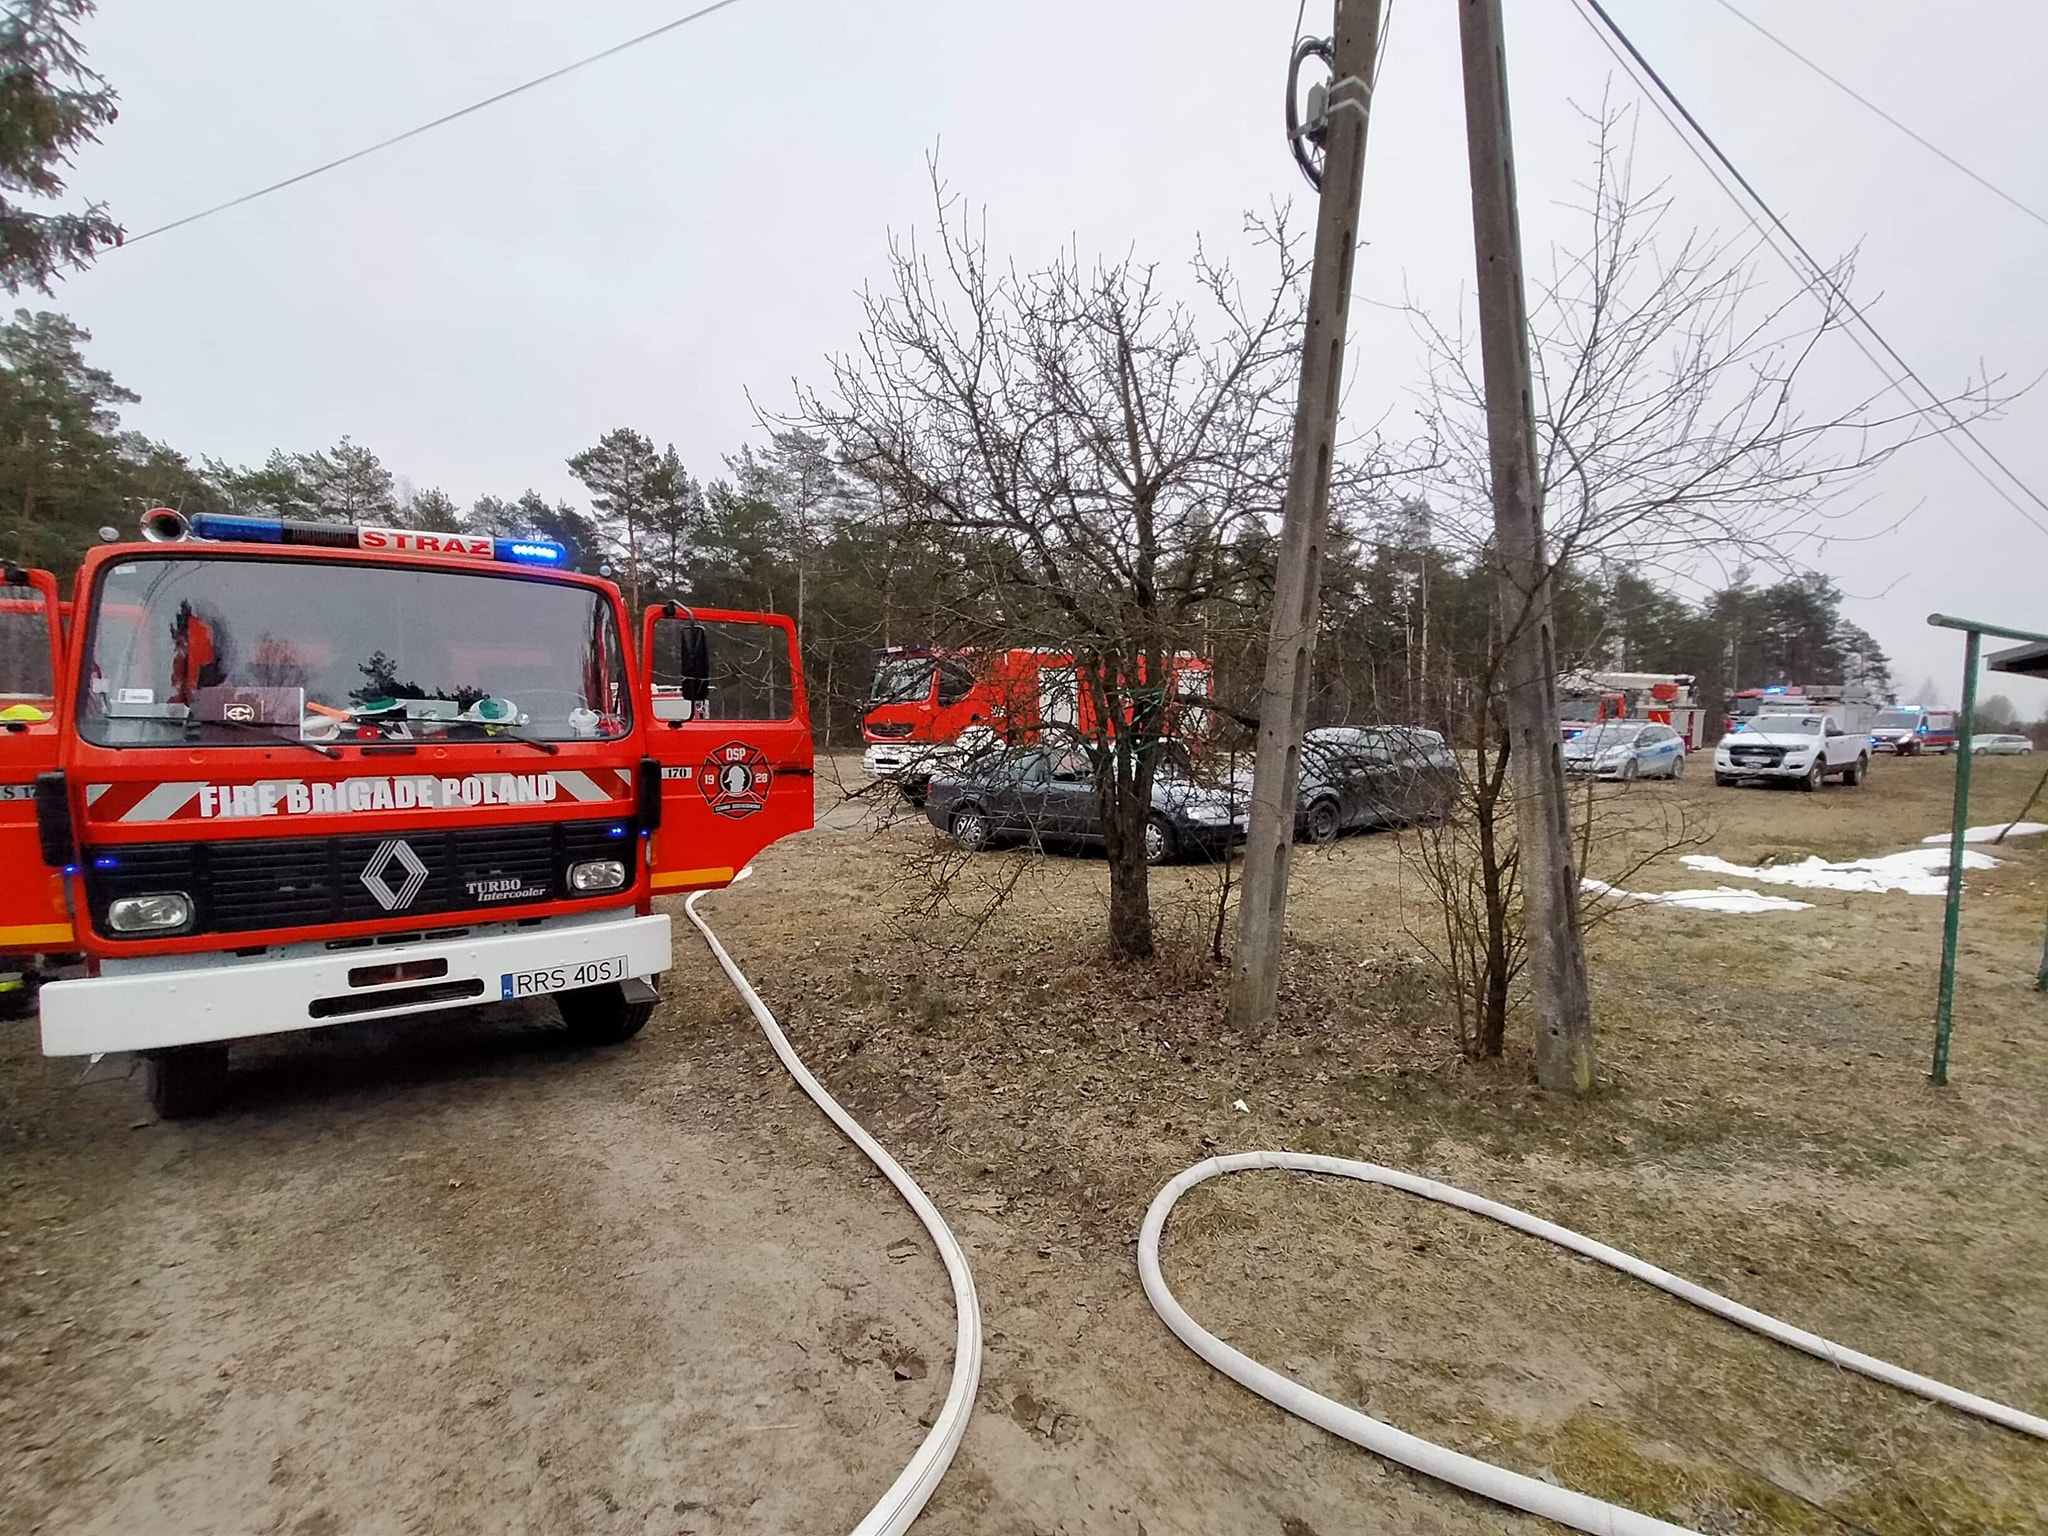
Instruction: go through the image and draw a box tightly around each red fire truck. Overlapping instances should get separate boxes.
[1557,671,1710,748]
[862,645,1214,791]
[4,510,812,1117]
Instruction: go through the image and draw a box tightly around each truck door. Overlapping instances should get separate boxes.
[0,568,74,953]
[640,607,813,895]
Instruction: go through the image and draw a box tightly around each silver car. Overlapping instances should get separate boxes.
[1971,733,2034,755]
[1562,721,1687,781]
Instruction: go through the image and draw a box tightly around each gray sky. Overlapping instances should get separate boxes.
[61,0,2048,711]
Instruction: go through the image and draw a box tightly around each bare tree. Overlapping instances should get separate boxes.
[796,175,1321,960]
[1401,107,1986,1060]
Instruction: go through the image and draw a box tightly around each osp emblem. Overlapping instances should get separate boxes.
[700,741,771,820]
[360,838,431,911]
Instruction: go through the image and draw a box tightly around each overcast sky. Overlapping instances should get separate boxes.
[55,0,2048,711]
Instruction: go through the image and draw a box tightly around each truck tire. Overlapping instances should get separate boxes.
[1843,754,1867,787]
[557,982,655,1047]
[1803,756,1825,792]
[1302,798,1341,845]
[145,1044,231,1120]
[1715,772,1735,787]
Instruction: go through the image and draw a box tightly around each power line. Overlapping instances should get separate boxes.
[1571,0,2048,543]
[1710,0,2048,235]
[122,0,755,246]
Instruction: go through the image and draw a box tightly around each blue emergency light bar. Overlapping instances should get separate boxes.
[180,512,568,567]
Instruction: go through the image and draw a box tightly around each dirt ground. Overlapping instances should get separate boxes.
[5,750,2047,1534]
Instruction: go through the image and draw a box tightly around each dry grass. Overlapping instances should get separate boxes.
[689,750,2048,1532]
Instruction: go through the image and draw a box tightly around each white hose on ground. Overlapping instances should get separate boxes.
[686,879,981,1536]
[1140,1150,2048,1536]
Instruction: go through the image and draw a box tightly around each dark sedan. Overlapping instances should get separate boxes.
[924,746,1244,864]
[1294,725,1458,844]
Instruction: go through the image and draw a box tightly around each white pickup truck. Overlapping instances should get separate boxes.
[1714,710,1871,790]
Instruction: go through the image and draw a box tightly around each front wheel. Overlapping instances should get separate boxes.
[1302,798,1341,845]
[949,806,992,852]
[145,1044,231,1120]
[1803,757,1825,792]
[556,982,655,1047]
[1620,757,1639,783]
[1715,772,1735,787]
[1143,814,1177,866]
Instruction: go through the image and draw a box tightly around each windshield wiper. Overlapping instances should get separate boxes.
[185,717,341,760]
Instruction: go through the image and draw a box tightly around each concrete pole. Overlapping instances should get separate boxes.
[1225,0,1385,1035]
[1455,0,1596,1090]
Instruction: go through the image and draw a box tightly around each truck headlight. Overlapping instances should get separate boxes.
[106,892,194,934]
[567,859,629,893]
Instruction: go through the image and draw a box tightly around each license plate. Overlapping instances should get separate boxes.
[500,955,628,1000]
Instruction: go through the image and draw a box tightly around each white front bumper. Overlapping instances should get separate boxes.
[864,742,945,777]
[1716,757,1813,779]
[39,908,672,1057]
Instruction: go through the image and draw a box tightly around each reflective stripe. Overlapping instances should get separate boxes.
[86,783,111,805]
[551,770,611,802]
[650,865,734,891]
[0,922,74,946]
[120,782,205,822]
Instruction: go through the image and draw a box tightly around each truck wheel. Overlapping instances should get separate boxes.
[0,973,35,1022]
[145,1044,231,1120]
[1144,814,1178,866]
[1715,773,1735,788]
[949,807,992,852]
[1843,754,1867,787]
[1302,798,1341,845]
[1803,757,1825,792]
[557,982,655,1047]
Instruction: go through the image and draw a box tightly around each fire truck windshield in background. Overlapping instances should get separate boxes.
[79,556,630,747]
[0,596,54,699]
[869,656,935,706]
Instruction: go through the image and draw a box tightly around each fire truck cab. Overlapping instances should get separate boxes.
[5,512,812,1117]
[862,645,1214,793]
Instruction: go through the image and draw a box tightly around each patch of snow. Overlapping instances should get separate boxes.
[1582,877,1813,915]
[1680,846,1997,897]
[1919,822,2048,845]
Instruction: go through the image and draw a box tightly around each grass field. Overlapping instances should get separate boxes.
[3,749,2043,1534]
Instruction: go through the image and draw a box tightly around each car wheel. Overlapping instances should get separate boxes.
[949,807,992,852]
[1303,798,1341,845]
[145,1044,231,1120]
[1803,757,1825,792]
[1714,772,1734,788]
[900,778,929,808]
[1843,754,1867,787]
[556,982,655,1047]
[1143,814,1177,866]
[1620,757,1639,783]
[1669,753,1685,780]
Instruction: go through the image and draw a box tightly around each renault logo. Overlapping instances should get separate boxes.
[360,838,430,912]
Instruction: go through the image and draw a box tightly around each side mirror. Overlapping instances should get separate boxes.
[651,623,711,723]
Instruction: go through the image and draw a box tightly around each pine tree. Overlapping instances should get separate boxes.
[300,437,395,525]
[0,2,121,293]
[0,307,131,566]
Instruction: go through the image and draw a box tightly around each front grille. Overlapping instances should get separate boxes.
[85,819,635,941]
[1728,747,1785,767]
[865,720,915,739]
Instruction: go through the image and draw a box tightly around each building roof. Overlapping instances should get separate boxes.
[1988,640,2048,679]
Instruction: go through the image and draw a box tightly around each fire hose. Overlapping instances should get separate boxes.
[688,880,2043,1535]
[1139,1151,2048,1536]
[685,881,981,1536]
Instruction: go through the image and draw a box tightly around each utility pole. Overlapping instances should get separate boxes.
[1226,0,1384,1034]
[1456,0,1595,1090]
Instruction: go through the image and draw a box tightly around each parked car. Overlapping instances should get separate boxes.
[1295,726,1459,843]
[1561,721,1686,782]
[1714,711,1870,789]
[1972,732,2035,755]
[925,745,1243,864]
[1867,706,1958,755]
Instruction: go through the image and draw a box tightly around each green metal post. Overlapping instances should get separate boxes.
[1931,627,1980,1085]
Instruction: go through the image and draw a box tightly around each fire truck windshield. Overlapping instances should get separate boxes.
[80,555,630,748]
[0,601,54,699]
[870,657,935,706]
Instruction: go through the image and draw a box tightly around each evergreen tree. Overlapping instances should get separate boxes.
[0,1,120,293]
[0,307,130,567]
[300,437,395,525]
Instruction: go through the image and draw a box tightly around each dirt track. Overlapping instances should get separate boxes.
[5,753,2048,1534]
